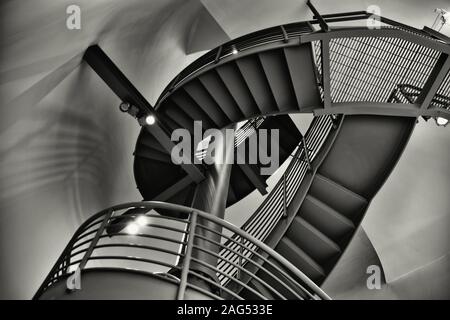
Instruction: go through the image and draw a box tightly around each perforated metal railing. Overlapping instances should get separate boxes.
[33,202,330,300]
[217,115,336,285]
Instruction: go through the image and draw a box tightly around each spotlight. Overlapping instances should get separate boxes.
[435,116,449,127]
[106,207,150,236]
[231,45,238,55]
[125,222,140,235]
[145,114,156,125]
[119,102,131,113]
[135,215,147,227]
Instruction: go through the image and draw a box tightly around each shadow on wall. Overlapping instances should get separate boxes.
[0,0,211,299]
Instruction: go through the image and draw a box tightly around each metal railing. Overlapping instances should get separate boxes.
[217,115,336,285]
[156,11,449,107]
[34,201,330,300]
[389,83,450,110]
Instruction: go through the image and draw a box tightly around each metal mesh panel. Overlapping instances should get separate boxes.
[433,71,450,110]
[329,36,440,103]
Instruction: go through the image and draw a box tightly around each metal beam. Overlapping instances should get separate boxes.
[314,102,421,117]
[321,39,331,109]
[84,45,205,182]
[145,125,205,182]
[306,0,331,32]
[153,175,194,202]
[83,45,153,116]
[418,53,450,110]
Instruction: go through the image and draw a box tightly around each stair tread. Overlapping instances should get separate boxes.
[183,80,228,127]
[305,195,355,230]
[287,215,342,257]
[235,57,277,115]
[315,173,367,203]
[258,50,296,112]
[215,63,260,118]
[277,237,325,280]
[282,45,322,108]
[198,73,243,123]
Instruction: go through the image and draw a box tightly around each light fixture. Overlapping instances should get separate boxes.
[119,102,131,113]
[435,116,449,127]
[231,45,238,55]
[145,114,156,125]
[125,222,140,235]
[106,207,151,236]
[135,215,147,227]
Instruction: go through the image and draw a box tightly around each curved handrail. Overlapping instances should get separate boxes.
[34,201,330,300]
[156,13,448,105]
[217,115,336,285]
[154,12,450,120]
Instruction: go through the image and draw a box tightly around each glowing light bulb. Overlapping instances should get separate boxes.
[126,223,140,235]
[145,115,156,125]
[135,215,147,227]
[231,45,238,55]
[435,117,449,127]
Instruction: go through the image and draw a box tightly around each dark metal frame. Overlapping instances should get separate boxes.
[154,11,450,121]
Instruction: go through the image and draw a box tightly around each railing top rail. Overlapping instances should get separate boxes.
[155,12,449,106]
[34,200,330,300]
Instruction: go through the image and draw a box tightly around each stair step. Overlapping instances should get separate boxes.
[198,72,244,123]
[162,100,195,133]
[276,237,325,282]
[183,80,229,127]
[215,63,260,118]
[286,216,341,265]
[309,173,367,222]
[172,89,216,129]
[235,57,277,115]
[258,50,296,112]
[299,195,355,244]
[158,111,183,131]
[283,45,321,109]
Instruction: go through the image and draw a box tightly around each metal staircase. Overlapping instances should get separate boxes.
[34,6,450,300]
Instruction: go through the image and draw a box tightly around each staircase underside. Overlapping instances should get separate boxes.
[129,16,449,297]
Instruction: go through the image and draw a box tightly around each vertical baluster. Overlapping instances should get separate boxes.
[177,211,198,300]
[302,136,312,171]
[283,173,287,218]
[66,209,113,291]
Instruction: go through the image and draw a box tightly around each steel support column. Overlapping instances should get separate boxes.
[188,126,236,289]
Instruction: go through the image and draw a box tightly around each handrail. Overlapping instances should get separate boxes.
[155,13,448,107]
[217,115,335,285]
[33,201,330,300]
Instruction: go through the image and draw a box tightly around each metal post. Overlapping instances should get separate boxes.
[283,173,287,218]
[215,46,223,63]
[302,137,313,171]
[66,209,113,291]
[306,0,331,32]
[189,125,235,287]
[176,211,198,300]
[237,235,243,280]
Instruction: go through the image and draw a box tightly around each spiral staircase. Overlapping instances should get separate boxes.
[33,5,450,300]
